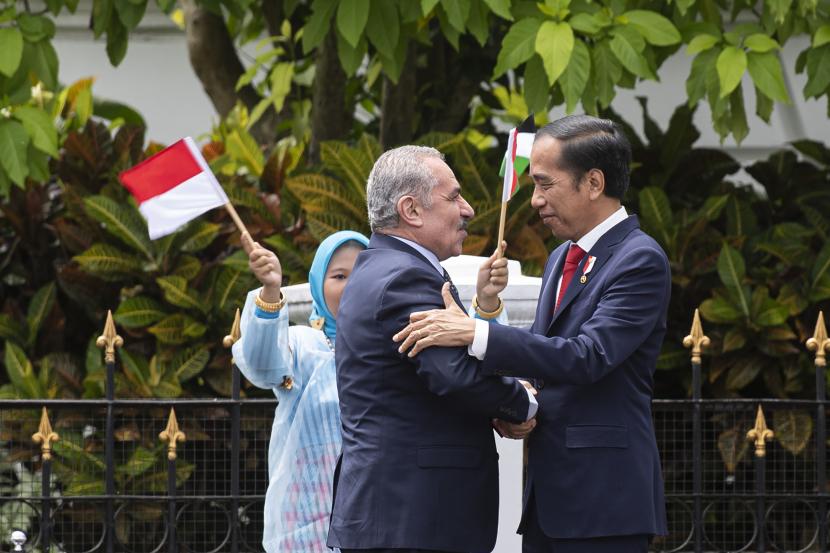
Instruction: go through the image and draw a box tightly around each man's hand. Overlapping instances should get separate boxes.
[241,232,282,302]
[476,241,508,312]
[493,418,537,439]
[393,282,476,357]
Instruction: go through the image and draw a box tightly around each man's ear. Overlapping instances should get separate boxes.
[396,195,424,228]
[586,169,606,200]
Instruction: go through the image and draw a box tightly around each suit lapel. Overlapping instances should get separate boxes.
[534,243,569,332]
[546,216,640,333]
[369,233,466,311]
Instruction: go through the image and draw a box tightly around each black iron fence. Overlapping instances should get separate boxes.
[1,309,830,552]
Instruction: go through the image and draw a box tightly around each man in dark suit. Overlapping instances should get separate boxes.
[328,145,538,553]
[394,115,670,552]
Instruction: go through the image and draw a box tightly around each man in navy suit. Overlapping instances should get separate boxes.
[395,115,670,552]
[328,145,538,553]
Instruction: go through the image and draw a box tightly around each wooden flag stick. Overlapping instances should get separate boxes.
[224,202,249,236]
[495,200,508,258]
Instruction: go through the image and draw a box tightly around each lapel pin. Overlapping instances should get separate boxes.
[579,255,596,284]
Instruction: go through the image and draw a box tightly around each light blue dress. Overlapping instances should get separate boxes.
[231,231,368,553]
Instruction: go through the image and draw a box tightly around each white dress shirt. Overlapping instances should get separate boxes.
[469,206,628,361]
[388,234,537,421]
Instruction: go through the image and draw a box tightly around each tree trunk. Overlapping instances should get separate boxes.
[309,28,352,164]
[380,43,417,150]
[182,0,278,146]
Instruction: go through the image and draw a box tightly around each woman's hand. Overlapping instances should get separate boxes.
[241,232,282,301]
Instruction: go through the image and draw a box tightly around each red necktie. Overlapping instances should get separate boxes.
[555,244,586,313]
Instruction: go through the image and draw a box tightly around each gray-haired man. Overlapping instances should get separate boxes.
[327,146,537,553]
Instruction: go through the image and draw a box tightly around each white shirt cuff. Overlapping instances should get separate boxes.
[468,318,489,360]
[525,387,538,421]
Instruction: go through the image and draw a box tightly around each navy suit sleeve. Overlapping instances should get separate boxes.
[483,246,670,385]
[378,270,530,423]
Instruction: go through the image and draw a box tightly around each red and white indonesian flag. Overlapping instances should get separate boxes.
[118,137,228,239]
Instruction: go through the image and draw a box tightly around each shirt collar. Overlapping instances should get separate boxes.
[388,235,445,275]
[575,206,628,253]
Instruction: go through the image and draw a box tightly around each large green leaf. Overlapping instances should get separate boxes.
[178,221,220,253]
[686,34,719,55]
[482,0,512,20]
[269,62,294,112]
[622,10,681,46]
[638,187,673,247]
[716,243,749,316]
[287,173,367,222]
[0,315,27,345]
[725,357,761,390]
[699,296,742,323]
[441,0,471,33]
[716,46,746,97]
[113,0,146,30]
[804,45,830,99]
[365,0,399,55]
[116,446,157,477]
[609,31,653,79]
[26,281,56,344]
[494,18,542,78]
[535,21,574,86]
[717,428,749,472]
[24,39,58,90]
[172,346,210,382]
[13,106,58,157]
[747,51,789,102]
[226,129,264,176]
[302,0,337,53]
[83,195,154,260]
[812,241,830,288]
[4,341,44,398]
[523,55,550,114]
[320,137,375,197]
[148,314,191,345]
[751,287,788,327]
[212,267,250,311]
[0,27,23,77]
[0,118,30,186]
[114,296,167,328]
[744,33,779,53]
[336,0,370,48]
[156,276,205,313]
[592,40,621,107]
[773,410,813,456]
[74,243,145,279]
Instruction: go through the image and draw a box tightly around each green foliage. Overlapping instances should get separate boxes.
[621,100,830,399]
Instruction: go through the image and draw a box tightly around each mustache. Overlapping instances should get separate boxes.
[458,220,468,231]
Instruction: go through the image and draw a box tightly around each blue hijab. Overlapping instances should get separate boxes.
[308,230,369,341]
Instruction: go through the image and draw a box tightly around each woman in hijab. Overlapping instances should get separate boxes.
[233,230,370,553]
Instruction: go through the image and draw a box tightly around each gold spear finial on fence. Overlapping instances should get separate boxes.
[32,407,59,461]
[159,407,186,461]
[95,310,123,364]
[222,308,242,348]
[683,309,710,364]
[746,405,774,458]
[806,311,830,368]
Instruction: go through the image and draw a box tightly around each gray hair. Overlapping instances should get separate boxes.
[366,145,444,232]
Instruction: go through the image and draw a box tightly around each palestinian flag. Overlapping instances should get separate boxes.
[499,115,536,203]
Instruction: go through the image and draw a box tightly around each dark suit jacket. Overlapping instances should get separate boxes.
[483,215,670,539]
[328,233,531,552]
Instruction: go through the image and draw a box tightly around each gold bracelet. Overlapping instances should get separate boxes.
[472,295,503,320]
[255,291,286,312]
